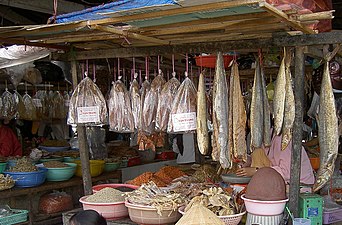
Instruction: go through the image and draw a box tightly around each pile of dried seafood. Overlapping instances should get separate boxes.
[125,181,185,216]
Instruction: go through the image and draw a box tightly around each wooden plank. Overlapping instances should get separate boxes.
[0,0,86,14]
[0,37,69,50]
[139,12,272,31]
[296,10,335,22]
[90,0,262,26]
[51,31,342,61]
[43,34,120,44]
[289,46,305,217]
[259,2,316,34]
[93,25,169,45]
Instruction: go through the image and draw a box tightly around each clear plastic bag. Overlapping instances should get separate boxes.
[167,75,197,133]
[141,71,166,134]
[129,74,141,130]
[63,91,70,120]
[52,91,66,119]
[156,74,180,131]
[1,89,16,120]
[86,126,107,159]
[67,76,108,126]
[22,93,37,121]
[13,90,25,119]
[108,78,134,133]
[39,191,73,214]
[32,90,44,119]
[23,67,42,85]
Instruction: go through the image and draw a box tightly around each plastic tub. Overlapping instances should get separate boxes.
[39,157,64,163]
[125,201,181,225]
[293,218,311,225]
[195,55,234,68]
[0,162,7,173]
[63,157,80,163]
[41,163,77,181]
[241,194,288,216]
[93,184,139,193]
[3,167,47,188]
[104,162,121,172]
[79,196,128,220]
[74,160,105,177]
[178,206,245,225]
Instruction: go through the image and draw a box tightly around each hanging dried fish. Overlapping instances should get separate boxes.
[197,72,209,155]
[1,89,16,120]
[22,93,37,121]
[156,73,180,132]
[260,63,271,147]
[212,52,230,169]
[313,59,339,192]
[130,73,141,130]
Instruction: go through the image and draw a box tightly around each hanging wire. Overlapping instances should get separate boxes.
[86,59,89,77]
[139,69,142,85]
[172,54,175,74]
[81,62,85,79]
[93,62,96,83]
[145,56,149,79]
[133,57,136,75]
[113,59,116,82]
[186,53,189,73]
[157,55,160,72]
[118,58,121,79]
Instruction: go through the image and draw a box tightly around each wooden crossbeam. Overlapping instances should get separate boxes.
[259,2,316,34]
[92,25,169,45]
[43,34,120,44]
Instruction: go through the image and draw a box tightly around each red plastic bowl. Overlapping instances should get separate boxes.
[195,55,234,68]
[92,183,139,193]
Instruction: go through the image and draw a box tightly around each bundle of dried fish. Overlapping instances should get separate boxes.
[67,76,108,126]
[167,73,197,134]
[125,181,185,216]
[53,91,66,119]
[141,71,166,133]
[1,89,16,120]
[130,74,141,130]
[108,77,134,133]
[184,187,238,216]
[313,53,339,192]
[139,78,151,130]
[22,93,37,121]
[33,91,44,119]
[156,73,180,131]
[197,72,209,155]
[229,61,247,162]
[212,52,230,168]
[13,90,25,119]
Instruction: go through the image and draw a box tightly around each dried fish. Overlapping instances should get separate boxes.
[260,64,271,147]
[313,61,339,192]
[273,50,287,135]
[129,74,141,130]
[197,72,209,155]
[212,52,230,168]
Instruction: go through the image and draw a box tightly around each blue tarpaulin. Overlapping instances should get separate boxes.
[54,0,177,24]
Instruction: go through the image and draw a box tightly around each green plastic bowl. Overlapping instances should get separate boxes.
[0,162,7,173]
[63,157,80,163]
[104,162,121,172]
[39,157,64,163]
[43,163,77,181]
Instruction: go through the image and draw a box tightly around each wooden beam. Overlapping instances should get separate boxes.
[43,34,120,44]
[92,25,169,45]
[0,37,69,50]
[290,46,305,217]
[90,0,262,26]
[259,1,316,34]
[296,10,334,22]
[0,6,34,25]
[51,31,342,61]
[0,0,86,14]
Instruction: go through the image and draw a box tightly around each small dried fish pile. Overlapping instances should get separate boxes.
[108,78,134,133]
[142,72,166,134]
[156,75,180,131]
[0,174,15,191]
[250,57,271,149]
[313,55,339,192]
[184,186,242,216]
[9,157,37,172]
[167,73,197,133]
[86,187,124,203]
[125,181,184,216]
[228,61,247,162]
[128,172,167,187]
[197,72,209,155]
[68,76,108,126]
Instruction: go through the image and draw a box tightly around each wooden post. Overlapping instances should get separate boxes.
[289,46,305,217]
[71,60,93,195]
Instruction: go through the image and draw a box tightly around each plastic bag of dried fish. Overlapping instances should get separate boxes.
[68,76,108,126]
[167,73,197,133]
[1,89,17,120]
[32,90,44,119]
[22,93,37,121]
[108,77,134,133]
[52,91,66,119]
[141,71,166,134]
[156,74,180,132]
[13,90,25,119]
[129,74,141,130]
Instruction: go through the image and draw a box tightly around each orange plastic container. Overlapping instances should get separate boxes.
[195,55,234,68]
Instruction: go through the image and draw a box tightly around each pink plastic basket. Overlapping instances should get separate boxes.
[323,208,342,224]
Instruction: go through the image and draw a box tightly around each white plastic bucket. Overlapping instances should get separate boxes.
[293,218,311,225]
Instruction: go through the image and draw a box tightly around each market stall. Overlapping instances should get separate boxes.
[0,0,341,225]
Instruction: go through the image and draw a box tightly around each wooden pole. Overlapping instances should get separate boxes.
[71,60,92,195]
[289,46,305,217]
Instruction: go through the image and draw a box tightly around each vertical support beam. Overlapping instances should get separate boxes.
[289,46,305,217]
[71,60,92,195]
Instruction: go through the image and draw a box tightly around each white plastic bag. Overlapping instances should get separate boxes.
[129,74,141,130]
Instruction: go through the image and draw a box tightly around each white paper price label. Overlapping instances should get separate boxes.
[172,112,196,132]
[77,106,100,123]
[32,99,42,107]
